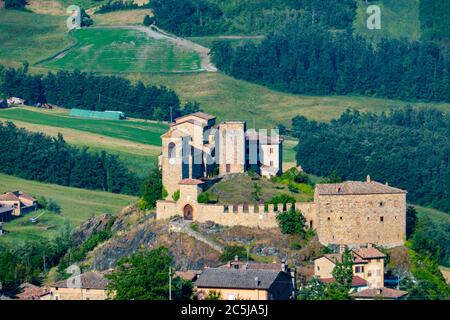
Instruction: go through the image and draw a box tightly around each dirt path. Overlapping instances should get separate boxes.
[133,25,217,72]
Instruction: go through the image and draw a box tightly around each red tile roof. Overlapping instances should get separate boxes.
[352,287,408,299]
[175,112,216,122]
[0,192,20,201]
[320,276,367,287]
[179,179,204,185]
[353,247,385,260]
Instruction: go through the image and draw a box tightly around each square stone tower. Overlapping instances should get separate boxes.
[217,121,246,174]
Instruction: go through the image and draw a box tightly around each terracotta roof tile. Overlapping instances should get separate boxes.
[175,112,216,122]
[316,180,407,195]
[0,192,20,201]
[353,247,385,259]
[352,287,408,299]
[320,276,367,287]
[50,271,109,290]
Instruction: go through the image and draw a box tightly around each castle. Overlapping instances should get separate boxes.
[156,112,407,248]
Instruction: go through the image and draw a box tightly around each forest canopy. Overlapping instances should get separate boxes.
[211,23,450,102]
[291,107,450,213]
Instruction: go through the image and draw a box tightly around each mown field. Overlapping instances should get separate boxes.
[42,27,202,73]
[0,107,166,176]
[0,173,137,245]
[353,0,421,42]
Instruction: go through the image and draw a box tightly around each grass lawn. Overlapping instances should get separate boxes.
[414,205,450,223]
[353,0,421,43]
[0,107,167,146]
[92,9,153,26]
[0,10,71,68]
[0,173,137,246]
[42,27,203,73]
[203,174,314,205]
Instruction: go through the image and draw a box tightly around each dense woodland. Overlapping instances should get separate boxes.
[419,0,450,41]
[149,0,357,36]
[96,0,151,14]
[211,23,450,102]
[291,107,450,213]
[0,122,140,195]
[0,65,190,121]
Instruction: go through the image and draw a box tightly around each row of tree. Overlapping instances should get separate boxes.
[211,23,450,102]
[291,107,450,213]
[0,64,196,121]
[419,0,450,41]
[0,122,140,195]
[96,0,151,14]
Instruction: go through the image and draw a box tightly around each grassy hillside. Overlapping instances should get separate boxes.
[92,9,153,26]
[0,10,71,68]
[0,173,137,245]
[135,72,450,126]
[353,0,421,42]
[0,107,167,145]
[42,27,202,73]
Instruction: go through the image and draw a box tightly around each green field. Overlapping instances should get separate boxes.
[0,10,71,68]
[354,0,421,43]
[42,27,203,73]
[0,107,167,145]
[0,173,137,245]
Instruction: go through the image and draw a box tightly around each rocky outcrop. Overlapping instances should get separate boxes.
[72,214,114,245]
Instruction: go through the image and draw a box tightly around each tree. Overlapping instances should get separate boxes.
[220,245,250,263]
[139,168,163,210]
[205,290,222,300]
[406,206,418,239]
[143,14,154,26]
[106,247,192,300]
[276,207,306,236]
[4,0,28,9]
[80,9,93,27]
[332,248,354,289]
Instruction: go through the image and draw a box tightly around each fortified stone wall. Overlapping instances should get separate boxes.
[315,193,406,247]
[156,200,317,229]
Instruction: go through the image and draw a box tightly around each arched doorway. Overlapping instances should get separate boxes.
[183,204,193,220]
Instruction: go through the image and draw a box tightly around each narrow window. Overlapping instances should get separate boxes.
[380,216,384,222]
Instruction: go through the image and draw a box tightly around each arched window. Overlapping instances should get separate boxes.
[168,142,176,159]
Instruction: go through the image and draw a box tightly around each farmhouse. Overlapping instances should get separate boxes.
[314,245,385,289]
[46,271,109,300]
[0,191,37,220]
[7,97,25,105]
[194,267,294,300]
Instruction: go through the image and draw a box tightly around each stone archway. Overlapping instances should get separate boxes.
[183,204,193,220]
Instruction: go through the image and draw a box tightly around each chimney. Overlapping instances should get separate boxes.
[234,255,239,262]
[339,244,346,254]
[254,277,259,288]
[366,175,371,183]
[367,243,373,248]
[385,182,389,186]
[281,259,286,272]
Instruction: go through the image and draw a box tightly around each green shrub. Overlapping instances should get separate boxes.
[172,190,180,202]
[197,193,210,204]
[220,245,251,263]
[276,208,306,236]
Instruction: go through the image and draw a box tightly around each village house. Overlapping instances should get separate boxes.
[351,287,408,300]
[15,283,50,300]
[314,245,386,289]
[46,271,109,300]
[194,267,294,300]
[7,97,25,106]
[0,191,37,221]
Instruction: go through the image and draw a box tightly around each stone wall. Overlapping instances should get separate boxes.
[315,193,406,247]
[156,189,406,247]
